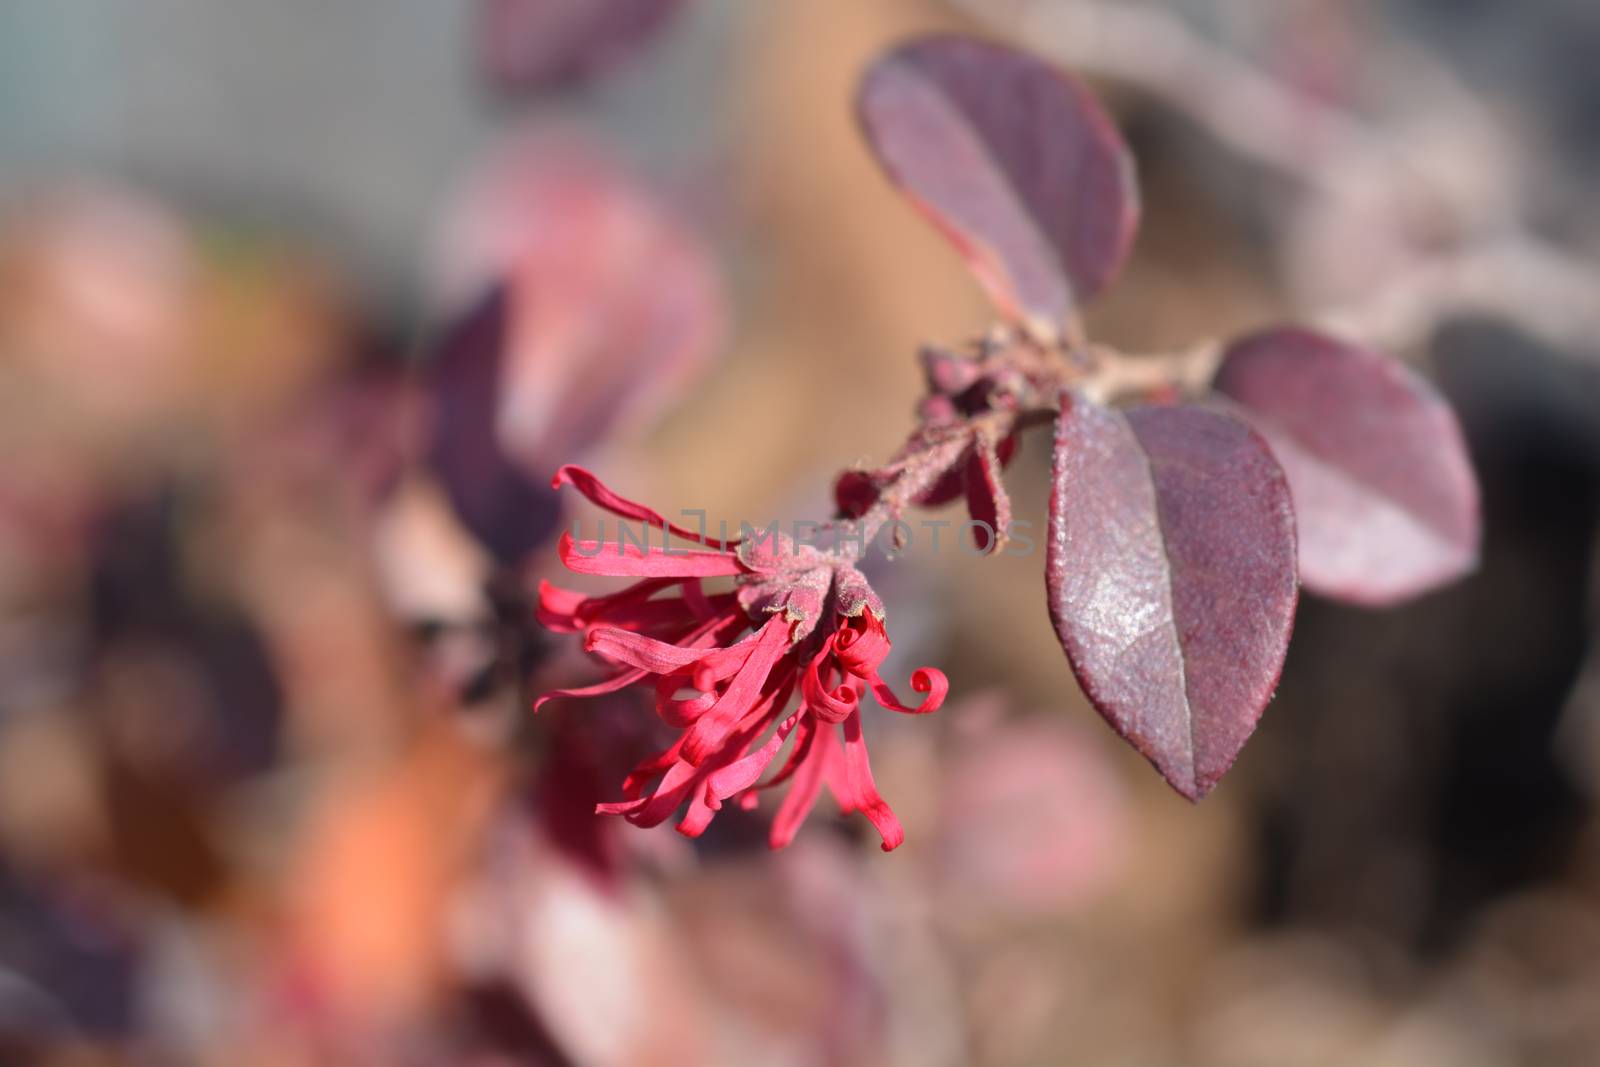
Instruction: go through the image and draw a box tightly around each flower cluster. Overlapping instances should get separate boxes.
[535,466,946,850]
[834,344,1027,554]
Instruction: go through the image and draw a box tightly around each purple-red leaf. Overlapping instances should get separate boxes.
[478,0,688,94]
[1213,327,1480,606]
[1047,395,1298,800]
[427,132,726,564]
[856,34,1139,333]
[435,132,727,469]
[426,286,562,565]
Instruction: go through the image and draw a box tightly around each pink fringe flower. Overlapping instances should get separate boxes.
[536,466,947,850]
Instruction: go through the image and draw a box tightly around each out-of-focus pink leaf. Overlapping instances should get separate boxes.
[937,715,1128,915]
[450,810,712,1067]
[478,0,689,94]
[436,131,727,467]
[426,287,562,566]
[1213,327,1480,606]
[295,366,419,511]
[1047,396,1297,800]
[428,134,725,564]
[856,34,1139,334]
[662,840,888,1061]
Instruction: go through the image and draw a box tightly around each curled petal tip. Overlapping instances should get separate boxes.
[912,667,949,709]
[550,463,592,490]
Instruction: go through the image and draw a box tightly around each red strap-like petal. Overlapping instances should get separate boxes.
[585,626,716,673]
[638,615,745,724]
[554,465,738,548]
[825,708,904,851]
[679,615,793,766]
[867,666,948,715]
[832,614,891,677]
[558,530,745,577]
[598,757,700,826]
[707,712,801,803]
[532,666,647,712]
[674,698,787,837]
[681,579,719,620]
[802,638,859,723]
[654,671,717,727]
[753,710,819,793]
[769,720,833,850]
[534,580,589,632]
[620,736,686,800]
[538,577,681,632]
[689,629,766,690]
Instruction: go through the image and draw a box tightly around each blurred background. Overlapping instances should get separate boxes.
[3,1,1600,1064]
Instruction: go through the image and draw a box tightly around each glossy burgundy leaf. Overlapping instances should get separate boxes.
[478,0,688,94]
[1047,395,1297,800]
[426,286,562,565]
[1213,327,1480,606]
[856,34,1139,333]
[436,131,727,468]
